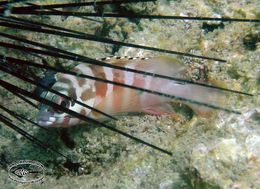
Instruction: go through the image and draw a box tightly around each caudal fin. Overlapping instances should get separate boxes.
[182,84,227,116]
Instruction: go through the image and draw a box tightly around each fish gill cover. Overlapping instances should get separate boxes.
[0,0,259,188]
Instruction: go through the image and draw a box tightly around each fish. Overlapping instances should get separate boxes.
[37,56,225,127]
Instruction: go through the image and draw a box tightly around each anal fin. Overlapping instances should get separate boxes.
[189,104,214,117]
[142,103,182,121]
[142,103,173,115]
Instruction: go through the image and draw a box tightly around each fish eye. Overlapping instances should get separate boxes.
[48,99,71,114]
[57,99,70,112]
[60,100,69,108]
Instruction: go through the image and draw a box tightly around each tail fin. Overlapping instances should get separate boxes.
[182,83,227,116]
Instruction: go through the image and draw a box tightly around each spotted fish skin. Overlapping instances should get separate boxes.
[37,56,224,127]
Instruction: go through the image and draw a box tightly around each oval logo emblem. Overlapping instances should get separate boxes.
[8,160,45,184]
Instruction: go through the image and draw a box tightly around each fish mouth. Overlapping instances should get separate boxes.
[37,116,56,127]
[37,110,56,127]
[37,120,54,126]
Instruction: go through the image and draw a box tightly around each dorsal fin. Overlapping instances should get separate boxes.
[96,56,189,79]
[98,56,150,62]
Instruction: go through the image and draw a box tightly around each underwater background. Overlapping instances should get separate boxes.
[0,0,259,188]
